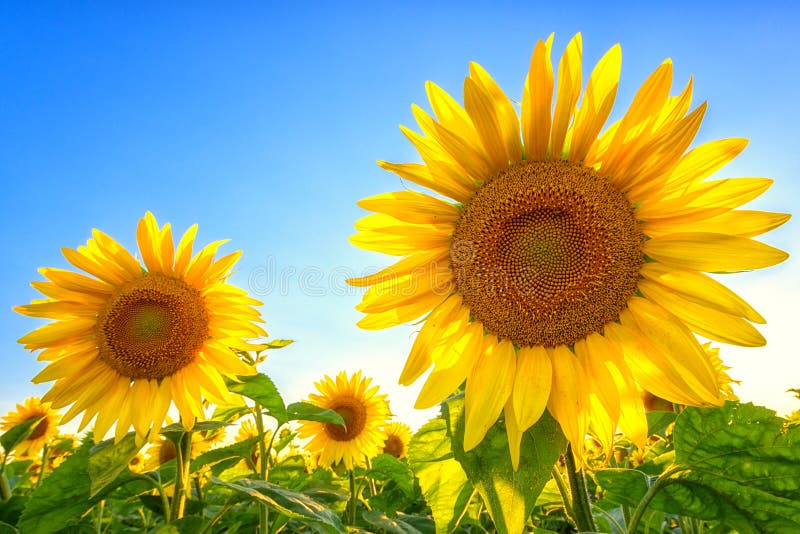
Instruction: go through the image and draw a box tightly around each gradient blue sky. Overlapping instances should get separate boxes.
[2,1,798,429]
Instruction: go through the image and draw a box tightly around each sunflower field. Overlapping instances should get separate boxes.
[3,22,799,534]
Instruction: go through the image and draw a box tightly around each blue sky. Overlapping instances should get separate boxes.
[2,1,799,429]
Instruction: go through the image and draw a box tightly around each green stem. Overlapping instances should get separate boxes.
[170,430,193,521]
[363,456,377,497]
[564,444,596,532]
[95,499,105,534]
[200,502,235,534]
[550,465,575,522]
[0,453,11,501]
[35,444,50,489]
[452,487,477,532]
[134,473,170,524]
[347,469,357,525]
[627,465,689,534]
[254,404,272,533]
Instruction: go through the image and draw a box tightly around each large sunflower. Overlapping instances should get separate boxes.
[348,34,789,467]
[1,397,60,458]
[297,371,390,469]
[16,212,264,443]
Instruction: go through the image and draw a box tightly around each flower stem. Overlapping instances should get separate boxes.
[564,444,596,532]
[0,453,11,501]
[35,444,50,489]
[347,469,357,525]
[551,465,575,522]
[170,430,193,521]
[627,465,689,534]
[254,403,271,533]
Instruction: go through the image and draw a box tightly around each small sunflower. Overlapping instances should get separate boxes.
[1,397,60,458]
[382,421,413,459]
[297,371,390,469]
[16,212,265,443]
[348,34,789,467]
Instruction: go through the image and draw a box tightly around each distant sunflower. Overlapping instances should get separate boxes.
[1,397,59,458]
[297,371,390,469]
[16,212,265,443]
[382,421,412,459]
[348,34,789,467]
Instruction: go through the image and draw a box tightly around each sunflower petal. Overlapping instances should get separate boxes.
[644,233,789,272]
[464,338,516,451]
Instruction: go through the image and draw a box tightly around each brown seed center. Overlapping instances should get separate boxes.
[383,434,405,458]
[96,273,209,379]
[451,160,642,347]
[324,397,367,442]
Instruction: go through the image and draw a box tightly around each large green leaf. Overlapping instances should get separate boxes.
[443,396,566,534]
[362,509,428,533]
[660,402,800,533]
[225,374,288,424]
[407,416,473,534]
[210,477,344,533]
[160,420,229,442]
[0,417,43,454]
[87,432,142,497]
[17,441,150,534]
[286,402,344,426]
[190,436,260,474]
[368,454,415,498]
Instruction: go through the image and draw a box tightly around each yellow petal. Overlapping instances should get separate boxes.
[645,210,790,239]
[400,126,479,193]
[522,35,554,161]
[644,233,789,272]
[625,298,721,403]
[547,345,588,462]
[464,338,516,451]
[346,247,449,288]
[130,380,154,441]
[414,322,483,409]
[61,247,125,286]
[358,190,461,225]
[149,378,173,440]
[512,345,552,431]
[357,269,453,314]
[39,267,112,295]
[399,294,463,385]
[662,138,749,193]
[92,377,130,441]
[377,160,473,203]
[504,398,524,471]
[173,224,198,277]
[640,262,764,323]
[136,212,162,273]
[356,292,447,330]
[639,279,765,347]
[91,229,142,278]
[18,317,96,350]
[463,76,509,171]
[569,43,621,162]
[159,223,175,274]
[184,239,229,287]
[550,33,582,159]
[469,62,522,165]
[574,335,619,455]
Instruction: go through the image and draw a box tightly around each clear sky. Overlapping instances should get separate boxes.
[2,1,799,430]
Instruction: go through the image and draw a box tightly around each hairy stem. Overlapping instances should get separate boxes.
[170,430,192,521]
[627,465,690,534]
[564,444,596,532]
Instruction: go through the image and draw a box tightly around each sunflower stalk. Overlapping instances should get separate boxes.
[564,444,596,532]
[253,402,276,533]
[626,465,690,533]
[35,443,49,489]
[347,469,357,525]
[170,429,193,521]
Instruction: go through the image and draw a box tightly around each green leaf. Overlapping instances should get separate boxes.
[190,436,259,474]
[367,454,414,498]
[645,411,676,437]
[0,521,17,534]
[362,510,426,534]
[225,374,288,424]
[264,339,294,349]
[0,417,43,454]
[407,416,473,534]
[212,399,251,423]
[443,396,566,534]
[17,441,150,534]
[87,432,142,497]
[286,402,344,426]
[210,477,344,534]
[160,420,228,442]
[150,516,205,534]
[656,401,800,533]
[595,468,650,508]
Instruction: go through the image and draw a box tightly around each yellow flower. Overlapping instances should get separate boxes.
[16,212,265,443]
[347,34,789,467]
[1,397,60,458]
[297,371,390,469]
[702,344,739,401]
[382,421,412,459]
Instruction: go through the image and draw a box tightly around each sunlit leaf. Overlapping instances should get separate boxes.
[225,374,288,424]
[210,477,343,533]
[362,509,428,533]
[286,402,344,426]
[407,416,472,534]
[0,417,43,454]
[87,432,142,497]
[443,396,566,534]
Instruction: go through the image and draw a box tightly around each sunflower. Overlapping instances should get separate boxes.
[1,397,60,458]
[15,212,265,444]
[347,34,789,467]
[297,371,390,469]
[382,421,413,459]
